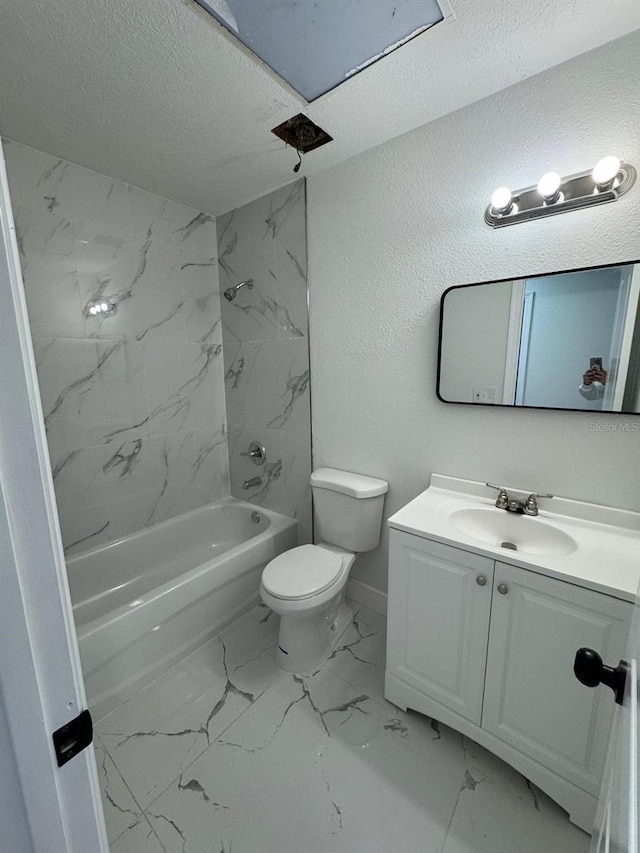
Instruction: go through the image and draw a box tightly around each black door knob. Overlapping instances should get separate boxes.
[574,647,628,706]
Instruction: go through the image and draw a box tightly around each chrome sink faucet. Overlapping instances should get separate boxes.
[486,483,553,516]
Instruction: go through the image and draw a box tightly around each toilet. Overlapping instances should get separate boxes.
[260,468,388,673]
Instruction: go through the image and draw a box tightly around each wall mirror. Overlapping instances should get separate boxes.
[437,260,640,413]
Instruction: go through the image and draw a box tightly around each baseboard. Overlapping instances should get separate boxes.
[346,578,387,616]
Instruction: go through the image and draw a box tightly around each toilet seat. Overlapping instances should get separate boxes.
[261,545,345,600]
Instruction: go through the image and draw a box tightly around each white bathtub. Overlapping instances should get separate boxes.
[67,498,298,718]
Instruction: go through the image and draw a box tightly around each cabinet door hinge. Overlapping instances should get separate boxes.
[52,709,93,767]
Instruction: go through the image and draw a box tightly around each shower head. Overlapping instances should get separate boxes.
[224,279,254,302]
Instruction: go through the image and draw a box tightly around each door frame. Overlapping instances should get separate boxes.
[605,264,640,411]
[0,143,108,852]
[502,280,522,404]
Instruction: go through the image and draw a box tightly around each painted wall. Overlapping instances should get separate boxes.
[0,684,34,853]
[3,140,229,554]
[217,181,312,543]
[308,32,640,593]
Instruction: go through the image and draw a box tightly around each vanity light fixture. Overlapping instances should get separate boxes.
[485,156,636,228]
[592,156,621,191]
[87,299,117,317]
[537,171,562,204]
[490,186,515,215]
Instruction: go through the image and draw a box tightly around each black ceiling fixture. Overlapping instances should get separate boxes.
[271,113,333,172]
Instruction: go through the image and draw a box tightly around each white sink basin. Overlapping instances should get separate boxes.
[448,507,578,556]
[388,474,640,601]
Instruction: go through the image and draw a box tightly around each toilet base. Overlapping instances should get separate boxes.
[276,598,353,674]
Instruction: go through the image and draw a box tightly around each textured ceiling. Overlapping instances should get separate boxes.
[0,0,638,215]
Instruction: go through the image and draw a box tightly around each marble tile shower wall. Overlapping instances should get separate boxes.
[217,180,312,543]
[4,140,229,554]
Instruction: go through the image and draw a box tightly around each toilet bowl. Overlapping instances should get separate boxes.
[260,543,356,673]
[259,468,388,673]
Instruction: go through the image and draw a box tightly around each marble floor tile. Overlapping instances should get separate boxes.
[97,635,255,810]
[110,815,166,853]
[322,604,387,701]
[216,601,281,696]
[93,740,141,845]
[145,668,469,853]
[98,604,282,812]
[98,601,589,853]
[442,770,589,853]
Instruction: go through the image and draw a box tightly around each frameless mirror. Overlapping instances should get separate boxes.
[437,261,640,413]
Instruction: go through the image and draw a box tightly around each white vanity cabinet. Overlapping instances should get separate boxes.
[385,530,632,830]
[483,561,629,796]
[386,533,494,725]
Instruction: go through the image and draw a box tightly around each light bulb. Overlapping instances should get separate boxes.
[537,171,562,202]
[592,156,621,190]
[490,186,513,214]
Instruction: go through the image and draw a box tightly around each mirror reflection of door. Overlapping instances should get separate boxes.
[438,261,640,413]
[511,267,629,410]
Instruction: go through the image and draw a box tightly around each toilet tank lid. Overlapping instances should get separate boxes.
[311,468,388,498]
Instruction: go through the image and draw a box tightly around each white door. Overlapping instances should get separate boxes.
[590,573,640,852]
[483,562,631,798]
[0,143,108,851]
[386,532,494,724]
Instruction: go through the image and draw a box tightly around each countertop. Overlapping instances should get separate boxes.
[388,474,640,603]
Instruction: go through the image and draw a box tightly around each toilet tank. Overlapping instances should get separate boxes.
[310,468,388,552]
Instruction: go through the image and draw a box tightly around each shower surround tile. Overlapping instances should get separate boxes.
[36,336,149,455]
[279,431,312,523]
[275,239,308,338]
[224,339,310,434]
[52,427,230,554]
[219,242,279,343]
[144,341,225,436]
[218,179,311,529]
[103,431,198,536]
[183,266,222,345]
[191,425,230,504]
[79,249,187,345]
[244,339,310,433]
[2,140,132,236]
[4,139,228,553]
[57,503,113,556]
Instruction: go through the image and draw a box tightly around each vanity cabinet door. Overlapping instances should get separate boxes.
[483,562,631,796]
[387,532,494,725]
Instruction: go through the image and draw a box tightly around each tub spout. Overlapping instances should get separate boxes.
[243,475,262,490]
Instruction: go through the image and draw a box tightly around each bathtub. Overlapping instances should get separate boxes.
[67,498,298,719]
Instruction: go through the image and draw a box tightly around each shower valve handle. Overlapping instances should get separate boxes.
[241,441,266,465]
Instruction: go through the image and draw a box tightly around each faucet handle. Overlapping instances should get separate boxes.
[526,491,554,504]
[524,492,553,516]
[486,483,509,509]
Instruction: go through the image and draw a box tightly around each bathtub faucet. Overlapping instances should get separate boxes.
[243,475,262,490]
